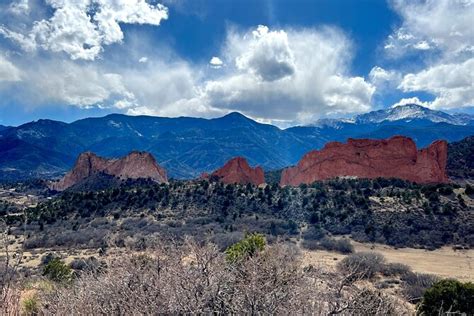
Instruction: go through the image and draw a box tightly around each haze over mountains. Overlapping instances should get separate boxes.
[0,104,473,181]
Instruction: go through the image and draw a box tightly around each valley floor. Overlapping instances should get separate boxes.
[9,237,474,282]
[303,240,474,282]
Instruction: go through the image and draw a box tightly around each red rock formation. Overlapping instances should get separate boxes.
[51,151,168,191]
[210,157,265,185]
[280,136,448,186]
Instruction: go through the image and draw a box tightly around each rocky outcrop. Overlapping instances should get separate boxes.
[280,136,448,186]
[50,151,168,191]
[209,157,265,185]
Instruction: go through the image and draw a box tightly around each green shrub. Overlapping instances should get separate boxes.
[466,184,474,195]
[22,296,39,315]
[418,279,474,315]
[43,258,72,282]
[225,233,266,262]
[438,186,453,196]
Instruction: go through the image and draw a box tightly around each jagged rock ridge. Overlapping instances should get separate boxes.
[209,157,265,185]
[280,136,449,186]
[50,151,168,191]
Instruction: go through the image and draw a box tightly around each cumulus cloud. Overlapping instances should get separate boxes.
[25,60,135,107]
[121,61,203,117]
[0,24,375,125]
[235,25,295,81]
[0,55,22,82]
[123,25,375,124]
[413,41,431,51]
[209,56,223,68]
[391,97,430,108]
[0,0,169,60]
[399,58,474,109]
[386,0,474,110]
[369,66,400,89]
[386,0,474,57]
[192,25,374,124]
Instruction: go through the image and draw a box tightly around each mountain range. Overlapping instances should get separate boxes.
[0,104,473,180]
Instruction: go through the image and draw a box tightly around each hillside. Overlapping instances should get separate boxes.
[447,136,474,180]
[18,178,473,251]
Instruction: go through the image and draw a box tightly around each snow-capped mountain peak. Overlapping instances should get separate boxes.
[355,104,473,125]
[309,104,474,127]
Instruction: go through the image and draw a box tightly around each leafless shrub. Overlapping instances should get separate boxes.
[0,219,23,315]
[380,262,411,277]
[303,262,406,315]
[228,243,313,314]
[400,271,439,303]
[337,251,386,280]
[39,239,409,315]
[346,288,401,315]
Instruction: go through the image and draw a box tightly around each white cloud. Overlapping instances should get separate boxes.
[386,0,474,57]
[0,27,37,52]
[0,24,375,125]
[9,0,29,15]
[26,60,135,107]
[0,55,22,82]
[193,26,374,124]
[0,0,169,60]
[369,66,400,88]
[392,97,429,108]
[234,25,295,81]
[209,56,223,68]
[123,25,375,124]
[413,41,430,50]
[386,0,474,110]
[399,58,474,109]
[121,61,208,117]
[138,56,148,63]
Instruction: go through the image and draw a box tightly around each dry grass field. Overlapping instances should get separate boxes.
[4,234,473,282]
[302,240,474,282]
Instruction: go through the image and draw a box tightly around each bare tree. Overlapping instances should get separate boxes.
[0,219,23,315]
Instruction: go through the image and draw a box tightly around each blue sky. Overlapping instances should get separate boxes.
[0,0,473,126]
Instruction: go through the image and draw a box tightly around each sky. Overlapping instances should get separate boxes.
[0,0,473,127]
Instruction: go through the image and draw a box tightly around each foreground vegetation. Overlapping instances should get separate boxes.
[2,232,473,315]
[1,162,473,314]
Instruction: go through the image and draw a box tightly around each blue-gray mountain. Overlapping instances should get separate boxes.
[0,104,473,180]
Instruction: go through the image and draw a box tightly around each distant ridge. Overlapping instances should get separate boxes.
[0,105,472,181]
[310,104,474,127]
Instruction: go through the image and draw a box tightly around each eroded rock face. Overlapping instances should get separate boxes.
[280,136,449,186]
[51,151,168,191]
[210,157,265,185]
